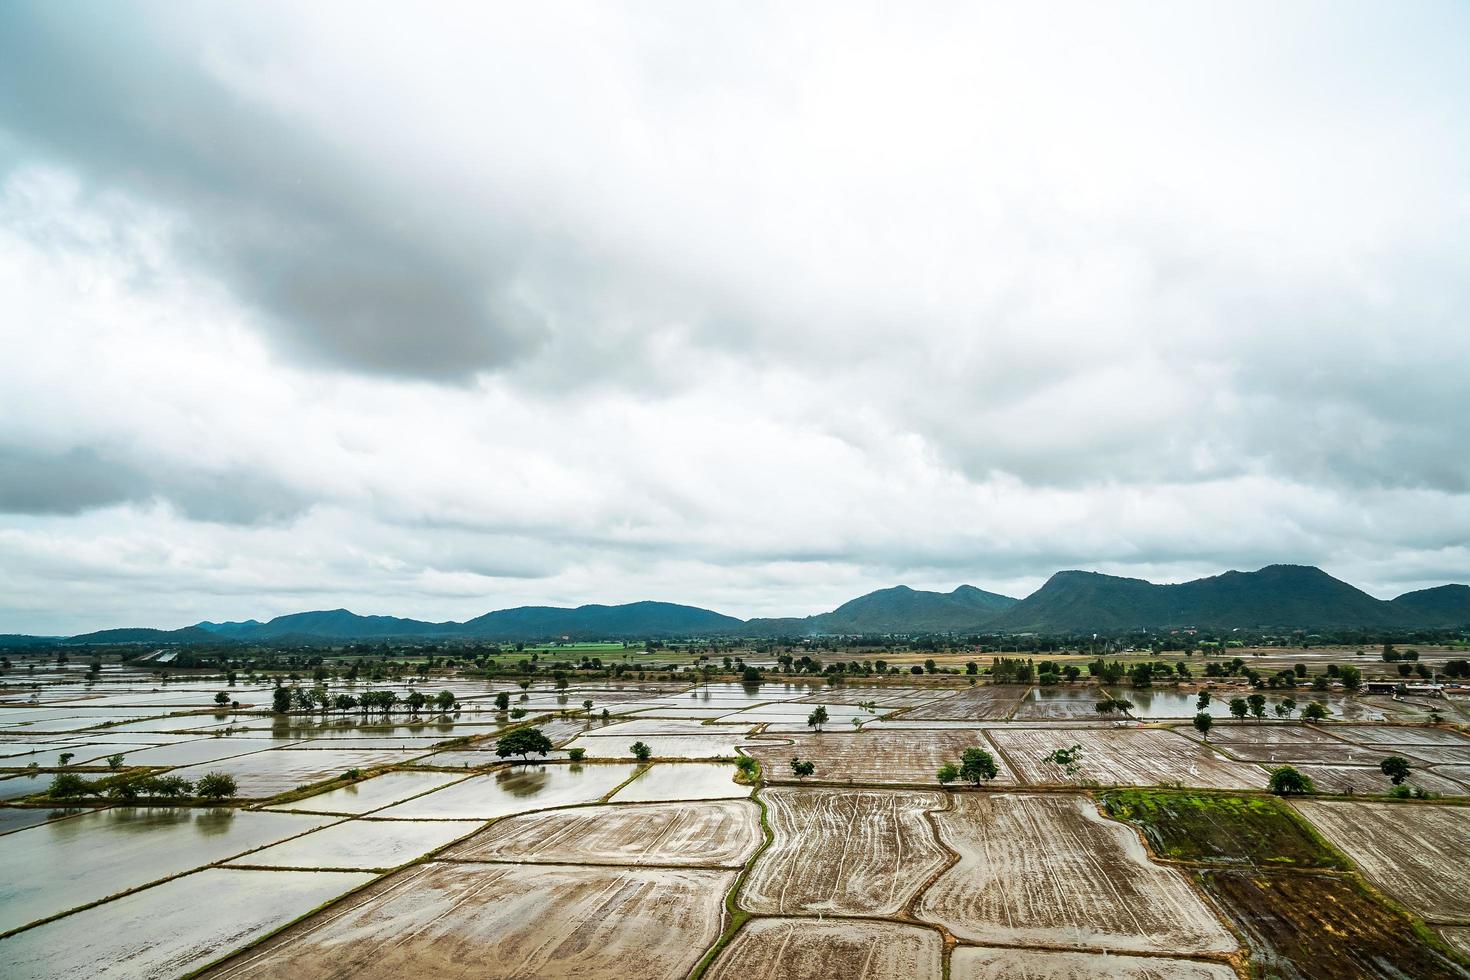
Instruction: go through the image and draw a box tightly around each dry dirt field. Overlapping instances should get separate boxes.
[704,918,943,980]
[899,685,1028,720]
[950,946,1239,979]
[740,787,948,916]
[915,794,1238,955]
[443,799,760,868]
[203,861,735,980]
[741,730,1014,785]
[987,728,1263,789]
[1293,800,1470,923]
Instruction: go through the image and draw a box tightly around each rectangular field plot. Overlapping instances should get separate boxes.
[563,733,751,759]
[609,762,748,801]
[0,868,374,980]
[741,787,948,916]
[1214,741,1404,766]
[229,819,479,870]
[171,748,418,797]
[987,728,1263,789]
[915,794,1238,955]
[1288,763,1468,797]
[1013,688,1102,720]
[373,762,639,819]
[1200,870,1470,979]
[1332,725,1470,747]
[1293,800,1470,922]
[268,770,470,813]
[705,918,942,980]
[446,800,759,867]
[202,862,734,980]
[1386,744,1470,765]
[951,947,1238,980]
[742,731,1014,785]
[1200,724,1347,745]
[1100,789,1343,868]
[900,685,1028,721]
[0,807,336,933]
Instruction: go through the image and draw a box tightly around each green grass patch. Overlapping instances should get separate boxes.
[1102,788,1344,868]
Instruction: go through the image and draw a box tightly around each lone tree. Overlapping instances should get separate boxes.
[195,772,237,800]
[937,763,960,785]
[1339,665,1363,693]
[1096,697,1134,719]
[436,691,458,713]
[741,665,763,686]
[1300,701,1330,722]
[496,727,553,762]
[959,747,999,786]
[1228,698,1249,720]
[1193,712,1213,741]
[1379,755,1412,786]
[631,741,653,761]
[1196,690,1212,711]
[214,692,230,706]
[495,691,511,711]
[1267,766,1315,796]
[789,757,815,780]
[807,706,829,732]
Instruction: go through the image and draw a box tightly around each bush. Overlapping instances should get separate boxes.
[567,747,586,762]
[195,772,238,800]
[630,741,652,761]
[48,773,93,799]
[936,763,960,785]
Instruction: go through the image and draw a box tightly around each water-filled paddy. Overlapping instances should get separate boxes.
[0,806,336,933]
[269,770,470,814]
[374,762,640,819]
[609,762,747,801]
[0,867,374,979]
[228,819,479,869]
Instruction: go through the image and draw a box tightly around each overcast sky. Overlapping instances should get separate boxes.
[2,2,1468,634]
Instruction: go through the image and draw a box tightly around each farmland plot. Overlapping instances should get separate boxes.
[1214,741,1403,766]
[741,787,948,915]
[1197,724,1347,746]
[1293,801,1470,922]
[609,762,748,801]
[742,731,1014,785]
[915,794,1238,955]
[1101,790,1342,868]
[228,819,479,870]
[445,800,759,867]
[1200,870,1470,979]
[1332,725,1470,747]
[373,762,640,819]
[1286,764,1468,797]
[0,868,374,980]
[1013,688,1099,720]
[1380,744,1470,765]
[704,918,942,980]
[951,947,1238,980]
[563,732,750,759]
[171,747,418,797]
[900,685,1027,720]
[987,728,1262,789]
[202,862,734,980]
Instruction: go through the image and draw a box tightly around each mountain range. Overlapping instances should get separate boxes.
[9,565,1469,645]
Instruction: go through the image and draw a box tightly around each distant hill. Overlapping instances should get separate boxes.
[10,566,1469,643]
[1391,584,1470,627]
[993,565,1411,632]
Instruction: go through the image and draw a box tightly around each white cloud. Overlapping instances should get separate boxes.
[1,2,1468,633]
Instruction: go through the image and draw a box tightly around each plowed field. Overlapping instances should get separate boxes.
[742,731,1014,785]
[704,918,942,980]
[987,728,1262,789]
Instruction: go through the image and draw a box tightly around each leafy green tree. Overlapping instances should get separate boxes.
[48,773,92,799]
[106,753,125,771]
[806,706,829,732]
[1339,665,1363,693]
[1042,744,1084,778]
[789,757,815,780]
[496,727,553,762]
[630,741,653,761]
[57,752,74,767]
[1300,701,1330,722]
[1193,712,1213,741]
[272,685,292,714]
[1196,690,1211,711]
[1379,755,1412,786]
[741,666,763,685]
[1228,698,1249,720]
[436,691,457,712]
[937,763,960,785]
[214,692,230,706]
[1247,693,1267,721]
[959,747,998,785]
[405,690,427,715]
[567,747,586,762]
[1267,766,1315,796]
[195,772,237,799]
[1275,697,1296,718]
[495,691,511,711]
[735,755,759,780]
[582,699,594,719]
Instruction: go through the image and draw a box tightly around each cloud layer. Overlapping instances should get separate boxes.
[2,1,1468,633]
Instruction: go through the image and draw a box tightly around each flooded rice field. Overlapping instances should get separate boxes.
[3,667,1468,977]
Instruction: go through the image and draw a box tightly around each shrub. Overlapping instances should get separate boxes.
[195,772,238,799]
[1267,766,1315,796]
[567,747,586,762]
[48,773,92,799]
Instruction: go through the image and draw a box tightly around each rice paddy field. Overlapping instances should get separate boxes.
[3,666,1469,978]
